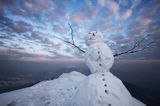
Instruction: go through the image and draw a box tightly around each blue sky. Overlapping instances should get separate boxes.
[0,0,160,62]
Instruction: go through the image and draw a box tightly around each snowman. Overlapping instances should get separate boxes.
[75,31,146,106]
[85,31,114,73]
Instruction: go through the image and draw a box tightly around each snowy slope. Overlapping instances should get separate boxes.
[0,71,86,106]
[0,71,146,106]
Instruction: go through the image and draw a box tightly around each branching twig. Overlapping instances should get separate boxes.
[113,34,154,57]
[53,24,85,53]
[68,23,74,44]
[52,35,85,53]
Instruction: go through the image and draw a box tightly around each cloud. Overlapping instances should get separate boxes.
[0,34,11,39]
[69,11,88,24]
[0,48,55,61]
[127,17,152,37]
[0,41,4,45]
[9,21,32,34]
[107,1,120,19]
[107,1,132,20]
[52,24,68,34]
[29,31,62,49]
[131,0,141,8]
[98,0,106,6]
[141,18,152,26]
[24,1,33,9]
[0,0,15,7]
[139,0,159,20]
[118,0,130,6]
[122,9,132,19]
[21,0,53,14]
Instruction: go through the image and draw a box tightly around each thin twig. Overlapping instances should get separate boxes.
[52,24,85,53]
[68,23,74,44]
[113,34,154,57]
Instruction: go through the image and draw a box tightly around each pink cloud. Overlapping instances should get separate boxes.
[70,12,88,24]
[108,1,120,19]
[122,9,132,19]
[98,0,106,6]
[141,18,152,26]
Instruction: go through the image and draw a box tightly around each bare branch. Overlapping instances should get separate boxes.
[68,23,74,44]
[132,41,155,53]
[113,34,154,57]
[52,35,85,53]
[53,24,85,53]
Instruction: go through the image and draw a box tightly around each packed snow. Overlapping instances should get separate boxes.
[0,31,146,106]
[0,71,145,106]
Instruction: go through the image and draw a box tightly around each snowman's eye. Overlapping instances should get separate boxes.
[92,33,95,36]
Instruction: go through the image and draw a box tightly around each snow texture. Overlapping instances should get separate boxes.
[0,31,146,106]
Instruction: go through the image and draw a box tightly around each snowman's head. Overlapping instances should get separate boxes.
[85,31,104,46]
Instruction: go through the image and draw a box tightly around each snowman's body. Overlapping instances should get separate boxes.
[76,31,146,106]
[85,42,114,73]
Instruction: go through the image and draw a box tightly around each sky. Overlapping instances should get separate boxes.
[0,0,160,62]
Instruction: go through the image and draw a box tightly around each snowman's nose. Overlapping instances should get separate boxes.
[93,33,95,36]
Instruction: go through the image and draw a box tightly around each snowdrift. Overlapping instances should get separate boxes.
[0,71,146,106]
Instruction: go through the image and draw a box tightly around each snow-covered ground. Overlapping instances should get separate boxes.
[0,71,86,106]
[0,71,146,106]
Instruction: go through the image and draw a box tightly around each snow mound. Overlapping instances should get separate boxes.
[0,71,86,106]
[59,71,86,81]
[0,71,146,106]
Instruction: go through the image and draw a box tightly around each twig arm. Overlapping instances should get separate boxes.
[68,23,74,44]
[53,24,85,53]
[113,34,154,57]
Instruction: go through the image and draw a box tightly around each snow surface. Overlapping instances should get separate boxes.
[0,71,86,106]
[0,71,146,106]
